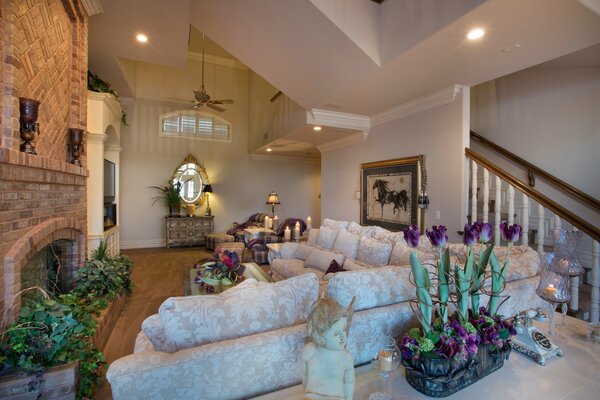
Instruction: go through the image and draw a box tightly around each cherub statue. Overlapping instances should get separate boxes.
[302,297,356,400]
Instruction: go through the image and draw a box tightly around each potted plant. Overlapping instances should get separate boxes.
[87,71,127,125]
[398,222,520,397]
[151,180,182,216]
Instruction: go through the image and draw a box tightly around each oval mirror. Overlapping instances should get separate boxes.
[171,154,210,205]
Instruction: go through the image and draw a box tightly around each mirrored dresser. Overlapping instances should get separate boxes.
[166,216,214,248]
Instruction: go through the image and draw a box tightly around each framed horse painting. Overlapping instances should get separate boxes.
[360,156,423,232]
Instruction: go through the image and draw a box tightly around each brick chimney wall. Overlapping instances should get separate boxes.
[0,0,88,322]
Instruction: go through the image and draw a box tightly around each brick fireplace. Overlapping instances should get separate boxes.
[1,0,88,322]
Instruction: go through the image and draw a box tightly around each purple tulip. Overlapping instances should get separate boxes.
[426,225,448,248]
[474,222,493,243]
[500,222,522,243]
[403,224,420,248]
[463,224,479,246]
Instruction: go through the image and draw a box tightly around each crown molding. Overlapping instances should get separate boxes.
[370,84,462,127]
[81,0,103,16]
[87,132,108,142]
[307,109,370,131]
[317,132,368,153]
[250,153,320,164]
[187,51,248,70]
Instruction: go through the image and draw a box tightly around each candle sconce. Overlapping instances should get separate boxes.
[68,128,85,166]
[19,97,41,155]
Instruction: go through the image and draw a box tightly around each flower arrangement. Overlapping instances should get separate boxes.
[194,250,246,292]
[150,180,182,215]
[399,221,522,396]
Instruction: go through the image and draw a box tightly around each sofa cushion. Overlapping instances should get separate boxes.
[158,273,319,352]
[327,266,415,311]
[347,221,362,235]
[279,242,300,259]
[294,243,315,260]
[332,229,360,259]
[272,259,325,281]
[305,248,346,272]
[307,228,319,246]
[317,226,339,249]
[343,258,370,271]
[357,236,392,266]
[322,218,349,230]
[359,225,375,237]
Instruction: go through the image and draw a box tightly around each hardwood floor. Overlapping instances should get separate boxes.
[93,247,213,400]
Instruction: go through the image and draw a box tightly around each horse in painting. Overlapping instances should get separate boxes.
[372,179,409,218]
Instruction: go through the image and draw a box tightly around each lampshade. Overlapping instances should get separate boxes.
[266,191,280,205]
[204,184,213,193]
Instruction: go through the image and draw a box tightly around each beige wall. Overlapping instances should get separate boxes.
[321,88,469,242]
[119,58,320,248]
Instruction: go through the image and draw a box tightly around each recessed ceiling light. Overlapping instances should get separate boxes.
[313,126,322,131]
[266,148,272,152]
[136,33,148,43]
[466,28,485,41]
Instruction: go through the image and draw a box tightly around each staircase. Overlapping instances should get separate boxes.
[466,130,600,323]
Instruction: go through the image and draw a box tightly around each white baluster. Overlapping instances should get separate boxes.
[495,176,501,246]
[471,161,478,224]
[591,240,600,323]
[507,185,515,226]
[554,215,562,231]
[483,169,489,223]
[537,204,545,254]
[570,227,580,313]
[521,193,529,246]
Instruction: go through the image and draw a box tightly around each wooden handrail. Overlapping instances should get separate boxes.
[470,131,600,212]
[465,148,600,242]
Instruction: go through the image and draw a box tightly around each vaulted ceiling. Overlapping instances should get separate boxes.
[88,0,600,148]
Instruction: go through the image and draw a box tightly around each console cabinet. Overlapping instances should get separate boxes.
[165,216,214,248]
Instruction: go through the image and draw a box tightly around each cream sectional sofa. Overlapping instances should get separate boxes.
[107,219,544,400]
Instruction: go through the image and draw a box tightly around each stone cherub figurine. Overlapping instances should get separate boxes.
[302,297,356,400]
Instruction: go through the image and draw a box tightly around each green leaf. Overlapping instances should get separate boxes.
[222,277,233,285]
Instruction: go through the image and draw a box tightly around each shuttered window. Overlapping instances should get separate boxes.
[160,111,231,141]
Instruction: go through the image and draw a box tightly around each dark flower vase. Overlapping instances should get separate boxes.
[19,97,40,155]
[403,344,511,397]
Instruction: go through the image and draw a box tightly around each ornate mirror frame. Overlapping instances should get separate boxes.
[171,154,210,206]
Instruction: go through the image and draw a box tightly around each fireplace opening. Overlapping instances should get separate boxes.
[20,240,78,301]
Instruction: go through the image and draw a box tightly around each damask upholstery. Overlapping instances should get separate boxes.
[317,226,339,249]
[294,243,315,260]
[356,236,392,266]
[304,248,346,272]
[332,229,360,259]
[307,228,319,245]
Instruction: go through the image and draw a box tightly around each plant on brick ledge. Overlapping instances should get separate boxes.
[398,222,520,397]
[87,70,127,125]
[0,241,133,399]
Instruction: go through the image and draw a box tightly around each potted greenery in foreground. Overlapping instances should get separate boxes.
[0,241,133,399]
[398,222,520,397]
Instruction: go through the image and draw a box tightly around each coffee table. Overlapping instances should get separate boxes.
[252,316,600,399]
[183,262,273,296]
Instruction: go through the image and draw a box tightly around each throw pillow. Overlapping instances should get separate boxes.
[325,259,347,274]
[304,248,346,272]
[322,218,349,230]
[357,236,392,266]
[279,242,300,259]
[294,243,315,260]
[332,229,360,259]
[317,226,339,249]
[389,239,411,265]
[342,258,370,271]
[347,221,362,235]
[159,273,320,352]
[307,228,320,246]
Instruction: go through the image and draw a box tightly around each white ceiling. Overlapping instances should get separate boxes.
[88,0,600,153]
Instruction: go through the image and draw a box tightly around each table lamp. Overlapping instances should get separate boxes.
[266,191,280,218]
[204,184,213,216]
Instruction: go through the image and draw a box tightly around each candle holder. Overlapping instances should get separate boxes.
[536,252,570,341]
[369,337,400,400]
[19,97,40,155]
[68,128,84,166]
[552,229,583,276]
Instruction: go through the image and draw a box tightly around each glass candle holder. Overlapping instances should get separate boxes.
[536,252,570,339]
[552,229,583,277]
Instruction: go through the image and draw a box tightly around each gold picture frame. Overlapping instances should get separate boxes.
[360,156,423,232]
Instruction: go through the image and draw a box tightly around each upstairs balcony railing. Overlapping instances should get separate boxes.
[466,131,599,324]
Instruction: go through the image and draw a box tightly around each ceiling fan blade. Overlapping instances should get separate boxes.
[169,97,195,103]
[207,103,225,112]
[215,99,234,104]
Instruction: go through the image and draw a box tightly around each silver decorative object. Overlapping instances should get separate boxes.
[511,309,563,365]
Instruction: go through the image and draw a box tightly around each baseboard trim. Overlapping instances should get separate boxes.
[120,239,165,249]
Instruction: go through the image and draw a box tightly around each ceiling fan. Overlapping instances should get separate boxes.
[171,33,234,112]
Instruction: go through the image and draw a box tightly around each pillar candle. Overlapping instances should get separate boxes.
[306,216,312,230]
[378,350,393,372]
[294,221,300,241]
[284,226,291,241]
[264,216,270,229]
[273,216,280,230]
